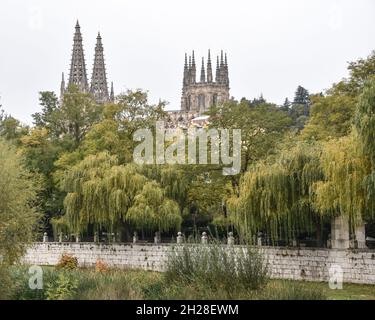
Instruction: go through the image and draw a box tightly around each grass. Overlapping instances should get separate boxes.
[6,266,375,300]
[4,246,375,300]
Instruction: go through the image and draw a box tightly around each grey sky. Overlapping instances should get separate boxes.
[0,0,374,124]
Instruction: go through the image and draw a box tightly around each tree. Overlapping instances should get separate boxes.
[59,85,102,146]
[20,128,65,228]
[289,86,311,129]
[0,110,28,143]
[32,91,61,137]
[301,93,357,141]
[354,77,375,214]
[330,51,375,97]
[312,132,371,227]
[293,86,310,106]
[281,98,291,112]
[209,100,292,177]
[127,181,181,233]
[54,152,181,238]
[228,140,324,243]
[0,139,40,297]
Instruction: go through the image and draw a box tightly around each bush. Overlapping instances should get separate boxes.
[10,266,59,300]
[56,254,78,270]
[165,244,269,298]
[46,272,78,300]
[95,260,109,273]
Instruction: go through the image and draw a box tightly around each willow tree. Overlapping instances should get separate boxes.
[311,78,375,230]
[126,181,181,232]
[354,77,375,216]
[228,140,323,243]
[312,131,372,229]
[54,152,181,237]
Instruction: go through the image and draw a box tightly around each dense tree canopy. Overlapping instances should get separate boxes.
[0,139,40,264]
[2,50,375,244]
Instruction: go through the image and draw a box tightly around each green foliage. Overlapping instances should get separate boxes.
[0,113,29,143]
[302,93,357,140]
[165,244,269,297]
[312,132,372,225]
[209,101,292,175]
[60,85,102,146]
[56,152,182,234]
[355,77,375,165]
[293,85,310,106]
[333,50,375,97]
[46,272,78,300]
[229,140,323,242]
[127,181,182,232]
[0,139,40,265]
[32,92,60,136]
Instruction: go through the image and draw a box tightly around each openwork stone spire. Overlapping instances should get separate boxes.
[110,82,115,102]
[90,32,109,103]
[200,57,206,83]
[191,51,196,84]
[60,72,65,101]
[206,50,213,83]
[215,56,220,83]
[68,21,89,92]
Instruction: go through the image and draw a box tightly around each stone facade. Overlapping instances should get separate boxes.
[22,243,375,284]
[180,50,230,114]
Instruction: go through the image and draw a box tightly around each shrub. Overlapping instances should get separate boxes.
[56,254,78,270]
[165,244,269,297]
[10,266,58,300]
[95,260,109,273]
[45,272,78,300]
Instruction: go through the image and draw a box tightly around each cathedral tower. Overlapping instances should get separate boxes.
[181,50,230,114]
[60,21,114,104]
[90,32,110,103]
[68,21,89,92]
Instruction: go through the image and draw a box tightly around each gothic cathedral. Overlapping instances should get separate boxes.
[180,50,230,114]
[60,21,114,104]
[59,22,230,116]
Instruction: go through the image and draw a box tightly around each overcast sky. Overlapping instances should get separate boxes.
[0,0,374,124]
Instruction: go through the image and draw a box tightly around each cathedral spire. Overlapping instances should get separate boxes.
[200,57,206,83]
[90,32,109,103]
[206,50,213,83]
[215,56,220,83]
[68,20,89,92]
[60,72,65,101]
[191,51,196,84]
[219,50,225,84]
[110,82,115,102]
[183,53,188,86]
[224,52,229,87]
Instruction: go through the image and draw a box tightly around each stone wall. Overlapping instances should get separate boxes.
[22,243,375,284]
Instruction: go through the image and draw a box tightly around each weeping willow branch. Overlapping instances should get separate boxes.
[55,152,181,235]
